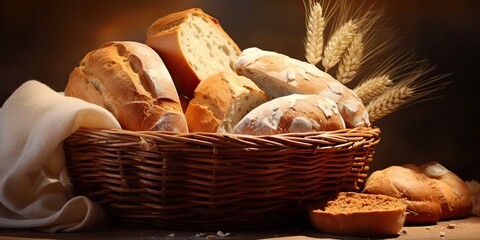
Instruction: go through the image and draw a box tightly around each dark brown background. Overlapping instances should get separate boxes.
[1,0,479,180]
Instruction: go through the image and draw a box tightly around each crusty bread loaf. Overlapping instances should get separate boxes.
[146,8,241,98]
[465,180,480,216]
[309,192,407,238]
[185,72,269,133]
[234,47,370,128]
[363,165,443,224]
[419,162,473,220]
[65,41,188,132]
[233,94,346,135]
[363,162,473,224]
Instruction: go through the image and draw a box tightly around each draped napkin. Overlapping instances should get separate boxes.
[0,80,121,232]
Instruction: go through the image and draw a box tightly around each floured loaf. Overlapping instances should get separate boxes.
[234,47,370,128]
[233,94,346,135]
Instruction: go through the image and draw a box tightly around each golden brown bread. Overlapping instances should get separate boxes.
[419,162,473,220]
[234,47,370,128]
[363,162,473,224]
[309,192,407,238]
[65,41,188,132]
[146,8,241,98]
[232,94,346,135]
[185,72,269,133]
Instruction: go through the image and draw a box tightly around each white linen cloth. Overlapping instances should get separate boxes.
[0,80,121,232]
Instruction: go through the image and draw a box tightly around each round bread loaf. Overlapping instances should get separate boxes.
[233,94,346,135]
[185,72,270,133]
[309,192,407,238]
[363,162,473,224]
[234,47,370,128]
[419,162,473,220]
[146,8,241,98]
[65,41,188,132]
[363,165,443,224]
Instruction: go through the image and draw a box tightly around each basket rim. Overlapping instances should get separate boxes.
[68,126,380,148]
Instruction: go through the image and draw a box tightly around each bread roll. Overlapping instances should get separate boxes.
[146,8,241,98]
[185,72,269,133]
[419,162,473,220]
[233,94,346,135]
[363,162,473,224]
[234,47,370,128]
[465,180,480,216]
[309,192,407,238]
[65,41,188,132]
[362,165,443,224]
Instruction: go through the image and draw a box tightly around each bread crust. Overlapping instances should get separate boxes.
[146,8,241,98]
[309,192,407,237]
[234,47,370,128]
[185,72,269,133]
[419,162,473,220]
[65,41,188,132]
[363,162,473,224]
[233,94,346,135]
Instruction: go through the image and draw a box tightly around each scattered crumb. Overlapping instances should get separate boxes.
[447,223,456,229]
[195,233,206,237]
[167,233,175,237]
[426,226,431,230]
[400,229,407,234]
[216,230,231,237]
[440,231,446,237]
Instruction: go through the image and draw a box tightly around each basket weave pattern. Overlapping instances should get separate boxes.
[64,127,380,229]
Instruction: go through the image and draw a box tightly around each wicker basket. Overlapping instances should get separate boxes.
[64,127,380,230]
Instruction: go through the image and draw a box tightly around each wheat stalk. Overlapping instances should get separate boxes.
[367,84,413,122]
[322,19,358,71]
[337,32,364,84]
[354,74,393,103]
[366,62,449,122]
[304,0,325,65]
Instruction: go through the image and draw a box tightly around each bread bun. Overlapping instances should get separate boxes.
[146,8,241,98]
[363,162,473,224]
[65,41,188,132]
[233,94,346,135]
[309,192,407,238]
[234,47,370,128]
[185,72,269,133]
[362,165,443,224]
[419,162,473,220]
[465,180,480,216]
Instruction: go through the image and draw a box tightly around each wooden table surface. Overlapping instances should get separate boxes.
[0,216,479,240]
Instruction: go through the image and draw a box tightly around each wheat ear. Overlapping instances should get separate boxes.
[366,84,414,122]
[366,62,449,122]
[322,19,358,71]
[304,0,325,65]
[337,32,364,84]
[354,75,393,103]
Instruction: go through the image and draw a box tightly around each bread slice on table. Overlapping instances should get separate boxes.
[65,41,188,132]
[233,94,346,135]
[234,47,370,128]
[185,72,269,133]
[146,8,241,99]
[309,192,407,238]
